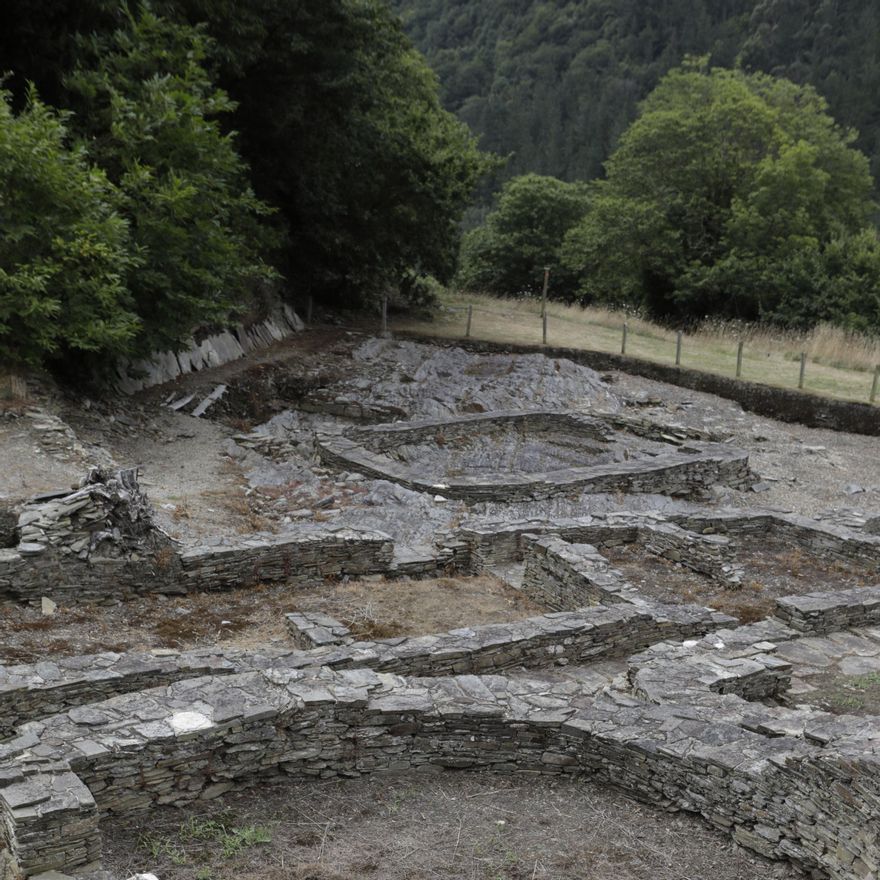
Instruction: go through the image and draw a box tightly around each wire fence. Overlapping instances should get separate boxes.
[390,298,880,406]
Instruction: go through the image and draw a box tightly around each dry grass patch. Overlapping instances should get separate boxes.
[289,574,544,639]
[0,574,540,663]
[601,538,874,624]
[394,290,880,403]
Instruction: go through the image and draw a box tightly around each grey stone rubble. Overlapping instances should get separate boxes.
[284,611,353,649]
[816,507,880,532]
[775,628,880,703]
[24,409,86,461]
[116,304,304,393]
[189,384,227,418]
[341,338,621,417]
[15,468,160,560]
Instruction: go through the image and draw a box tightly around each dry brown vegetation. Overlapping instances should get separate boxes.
[395,291,880,402]
[0,575,540,663]
[602,539,872,624]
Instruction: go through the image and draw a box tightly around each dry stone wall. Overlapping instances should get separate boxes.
[116,305,304,393]
[458,509,880,580]
[775,585,880,634]
[285,611,353,649]
[3,641,880,880]
[8,425,880,878]
[0,767,99,877]
[0,600,731,741]
[4,585,880,877]
[317,410,753,502]
[671,509,880,572]
[519,528,737,612]
[521,535,647,609]
[0,468,396,606]
[178,527,394,593]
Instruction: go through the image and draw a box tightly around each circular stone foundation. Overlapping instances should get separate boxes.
[317,410,751,502]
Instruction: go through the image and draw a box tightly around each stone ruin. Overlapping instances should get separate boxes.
[2,411,880,880]
[317,410,752,501]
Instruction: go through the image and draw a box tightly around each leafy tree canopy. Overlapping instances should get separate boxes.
[66,9,277,355]
[0,1,493,370]
[0,90,139,366]
[456,173,589,298]
[173,0,495,301]
[559,62,879,328]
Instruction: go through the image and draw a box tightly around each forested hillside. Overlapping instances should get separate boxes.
[392,0,880,187]
[0,0,490,371]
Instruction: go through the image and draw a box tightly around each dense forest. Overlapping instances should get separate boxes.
[394,0,880,331]
[4,0,880,371]
[392,0,880,190]
[0,0,491,369]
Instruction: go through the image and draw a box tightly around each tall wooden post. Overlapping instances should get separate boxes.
[736,340,744,378]
[465,304,473,338]
[871,365,880,404]
[798,352,807,390]
[541,266,550,318]
[675,331,682,366]
[621,322,628,355]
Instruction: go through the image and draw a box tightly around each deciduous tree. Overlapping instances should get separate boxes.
[561,62,878,328]
[0,90,138,367]
[456,174,590,297]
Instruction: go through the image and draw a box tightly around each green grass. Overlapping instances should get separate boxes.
[392,290,880,405]
[138,814,272,872]
[808,670,880,715]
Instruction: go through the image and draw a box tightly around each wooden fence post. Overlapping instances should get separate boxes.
[621,322,628,355]
[465,304,473,338]
[541,266,550,318]
[736,340,744,378]
[871,365,880,404]
[542,311,548,345]
[798,352,807,390]
[675,331,682,366]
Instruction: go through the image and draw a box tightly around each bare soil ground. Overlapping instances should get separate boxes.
[603,538,873,624]
[100,773,798,880]
[0,575,540,664]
